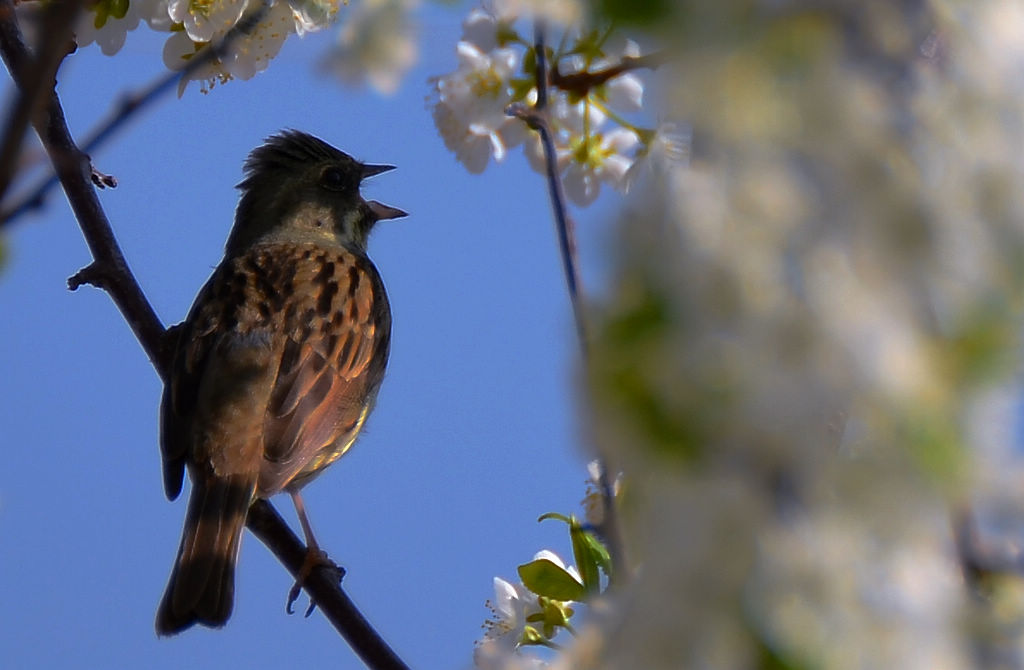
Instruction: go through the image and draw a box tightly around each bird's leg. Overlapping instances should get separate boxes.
[286,490,344,617]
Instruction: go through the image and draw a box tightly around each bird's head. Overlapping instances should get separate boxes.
[226,130,406,255]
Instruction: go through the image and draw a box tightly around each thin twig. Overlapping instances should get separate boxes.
[0,2,269,227]
[0,7,410,668]
[507,22,626,580]
[0,0,79,205]
[507,24,587,353]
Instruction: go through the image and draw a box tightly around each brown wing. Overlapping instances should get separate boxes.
[160,279,225,501]
[256,247,391,495]
[160,257,267,500]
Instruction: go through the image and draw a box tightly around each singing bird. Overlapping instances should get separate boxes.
[156,130,405,635]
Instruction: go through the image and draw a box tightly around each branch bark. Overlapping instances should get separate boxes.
[0,5,409,669]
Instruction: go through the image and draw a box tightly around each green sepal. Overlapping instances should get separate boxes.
[110,0,130,20]
[93,3,109,29]
[529,597,575,637]
[522,46,537,78]
[519,625,547,646]
[509,77,535,103]
[518,558,584,602]
[495,23,520,48]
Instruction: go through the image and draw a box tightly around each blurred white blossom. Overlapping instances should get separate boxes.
[321,0,417,95]
[138,0,174,30]
[489,0,581,27]
[288,0,340,34]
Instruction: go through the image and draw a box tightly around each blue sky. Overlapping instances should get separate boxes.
[0,5,617,667]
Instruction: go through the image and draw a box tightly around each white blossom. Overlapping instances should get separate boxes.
[563,127,639,206]
[168,0,247,43]
[477,577,543,655]
[432,41,527,172]
[137,0,174,30]
[74,0,142,56]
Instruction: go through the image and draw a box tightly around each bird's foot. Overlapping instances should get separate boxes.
[286,547,345,617]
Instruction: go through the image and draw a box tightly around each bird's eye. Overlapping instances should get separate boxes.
[319,166,347,191]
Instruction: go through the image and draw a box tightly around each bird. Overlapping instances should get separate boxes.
[155,130,405,635]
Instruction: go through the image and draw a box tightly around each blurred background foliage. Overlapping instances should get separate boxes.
[579,1,1024,668]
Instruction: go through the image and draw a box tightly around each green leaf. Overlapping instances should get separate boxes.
[572,526,612,593]
[570,525,600,594]
[581,530,613,576]
[518,559,584,602]
[597,0,671,26]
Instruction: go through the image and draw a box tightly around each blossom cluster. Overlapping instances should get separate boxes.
[431,1,685,207]
[474,465,614,670]
[475,550,580,669]
[25,0,341,94]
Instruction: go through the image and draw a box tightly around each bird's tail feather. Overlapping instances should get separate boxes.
[155,474,254,635]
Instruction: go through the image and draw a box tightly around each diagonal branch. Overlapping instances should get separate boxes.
[0,6,410,669]
[247,501,409,670]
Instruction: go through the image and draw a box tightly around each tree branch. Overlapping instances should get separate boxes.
[0,6,410,668]
[247,501,409,670]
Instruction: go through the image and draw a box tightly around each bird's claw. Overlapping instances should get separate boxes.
[285,548,345,616]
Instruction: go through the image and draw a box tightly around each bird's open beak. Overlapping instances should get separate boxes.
[367,200,407,221]
[361,163,396,179]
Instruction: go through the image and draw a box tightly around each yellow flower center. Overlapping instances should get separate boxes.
[469,68,504,99]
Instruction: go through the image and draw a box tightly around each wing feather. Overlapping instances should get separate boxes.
[256,249,390,495]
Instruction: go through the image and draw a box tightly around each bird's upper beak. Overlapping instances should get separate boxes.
[361,162,405,220]
[361,163,396,179]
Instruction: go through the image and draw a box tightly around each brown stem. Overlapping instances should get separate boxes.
[507,23,627,581]
[550,50,668,100]
[0,5,410,668]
